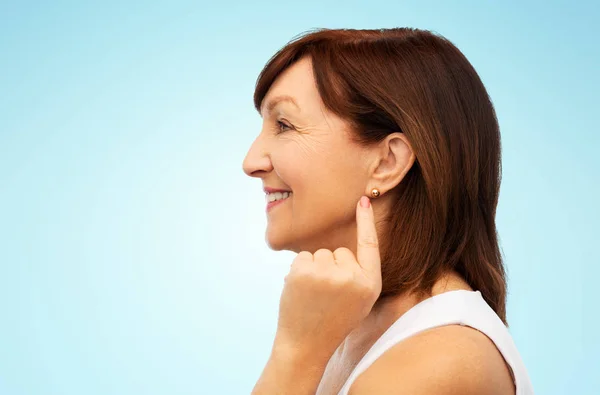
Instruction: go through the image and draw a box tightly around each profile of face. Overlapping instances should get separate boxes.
[243,56,413,254]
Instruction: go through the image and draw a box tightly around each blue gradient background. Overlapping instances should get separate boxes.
[1,1,598,394]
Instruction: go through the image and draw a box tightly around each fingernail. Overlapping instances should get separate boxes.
[360,196,371,208]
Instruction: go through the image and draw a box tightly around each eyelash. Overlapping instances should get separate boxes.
[276,120,292,134]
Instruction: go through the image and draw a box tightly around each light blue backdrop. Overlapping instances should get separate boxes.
[1,1,598,394]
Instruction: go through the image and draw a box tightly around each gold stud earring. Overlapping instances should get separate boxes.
[371,188,380,198]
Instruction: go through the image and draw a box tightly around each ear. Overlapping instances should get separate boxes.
[368,133,416,195]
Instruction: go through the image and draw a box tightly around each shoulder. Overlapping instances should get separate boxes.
[348,325,515,395]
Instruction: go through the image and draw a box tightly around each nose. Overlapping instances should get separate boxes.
[242,134,273,178]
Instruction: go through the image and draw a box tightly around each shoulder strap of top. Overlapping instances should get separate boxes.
[337,290,534,395]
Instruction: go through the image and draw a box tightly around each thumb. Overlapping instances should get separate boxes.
[355,196,381,274]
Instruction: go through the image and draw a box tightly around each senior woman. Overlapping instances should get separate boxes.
[242,28,534,395]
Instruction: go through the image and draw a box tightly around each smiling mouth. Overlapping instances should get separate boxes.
[265,191,293,203]
[265,191,292,212]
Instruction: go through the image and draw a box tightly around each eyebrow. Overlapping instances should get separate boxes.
[261,95,300,116]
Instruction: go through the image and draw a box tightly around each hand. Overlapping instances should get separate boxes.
[273,196,383,360]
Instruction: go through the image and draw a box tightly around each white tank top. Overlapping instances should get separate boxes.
[337,290,534,395]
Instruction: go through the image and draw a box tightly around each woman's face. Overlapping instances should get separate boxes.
[243,57,374,253]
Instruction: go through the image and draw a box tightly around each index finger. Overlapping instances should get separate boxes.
[355,196,381,273]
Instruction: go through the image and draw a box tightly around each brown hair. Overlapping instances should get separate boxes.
[253,28,508,323]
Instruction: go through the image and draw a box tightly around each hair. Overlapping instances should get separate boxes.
[253,28,508,323]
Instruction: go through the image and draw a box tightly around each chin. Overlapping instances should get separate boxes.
[265,231,304,253]
[265,232,289,251]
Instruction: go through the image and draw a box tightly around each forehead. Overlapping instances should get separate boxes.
[261,57,325,117]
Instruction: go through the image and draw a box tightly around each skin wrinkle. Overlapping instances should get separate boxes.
[291,115,337,159]
[280,121,322,160]
[276,110,354,186]
[269,109,327,159]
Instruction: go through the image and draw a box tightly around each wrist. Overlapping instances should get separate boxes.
[251,344,331,395]
[271,335,337,369]
[270,342,332,372]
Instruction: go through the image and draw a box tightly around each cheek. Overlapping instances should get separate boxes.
[272,137,366,209]
[271,143,315,189]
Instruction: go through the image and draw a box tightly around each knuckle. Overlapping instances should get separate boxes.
[297,251,313,260]
[314,248,334,261]
[363,283,381,303]
[333,247,352,255]
[358,235,379,248]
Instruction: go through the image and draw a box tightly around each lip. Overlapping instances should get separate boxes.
[263,186,292,194]
[266,196,290,212]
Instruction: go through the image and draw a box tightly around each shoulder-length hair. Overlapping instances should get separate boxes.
[253,28,508,323]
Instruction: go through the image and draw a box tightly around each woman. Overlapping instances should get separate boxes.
[243,28,534,395]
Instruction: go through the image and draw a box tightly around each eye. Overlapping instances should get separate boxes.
[276,120,293,134]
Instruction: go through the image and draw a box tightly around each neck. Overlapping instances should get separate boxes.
[338,271,472,358]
